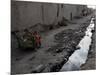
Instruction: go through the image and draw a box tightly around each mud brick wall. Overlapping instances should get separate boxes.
[11,1,87,31]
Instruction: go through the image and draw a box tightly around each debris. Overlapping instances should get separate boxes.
[31,65,45,73]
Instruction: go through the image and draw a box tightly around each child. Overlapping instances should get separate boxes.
[33,31,41,48]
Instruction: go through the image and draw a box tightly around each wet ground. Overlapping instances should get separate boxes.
[60,18,95,71]
[11,13,95,74]
[80,22,96,70]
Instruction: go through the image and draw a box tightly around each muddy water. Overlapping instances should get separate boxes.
[60,18,95,71]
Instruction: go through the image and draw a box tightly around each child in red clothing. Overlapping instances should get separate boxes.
[33,31,41,48]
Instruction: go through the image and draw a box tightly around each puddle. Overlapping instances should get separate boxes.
[60,18,95,71]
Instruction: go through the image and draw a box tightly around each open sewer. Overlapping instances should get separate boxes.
[60,18,95,71]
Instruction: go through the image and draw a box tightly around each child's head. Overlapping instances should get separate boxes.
[34,31,38,34]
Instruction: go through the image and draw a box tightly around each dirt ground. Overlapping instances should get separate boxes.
[11,13,95,74]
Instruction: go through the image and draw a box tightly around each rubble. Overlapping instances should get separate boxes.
[31,65,46,73]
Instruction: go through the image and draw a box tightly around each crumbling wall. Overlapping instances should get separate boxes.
[11,1,87,31]
[62,4,76,20]
[11,1,43,31]
[42,3,58,25]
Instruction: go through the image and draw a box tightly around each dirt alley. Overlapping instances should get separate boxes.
[11,13,95,74]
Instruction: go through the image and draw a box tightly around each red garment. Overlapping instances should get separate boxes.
[34,34,41,44]
[33,33,41,48]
